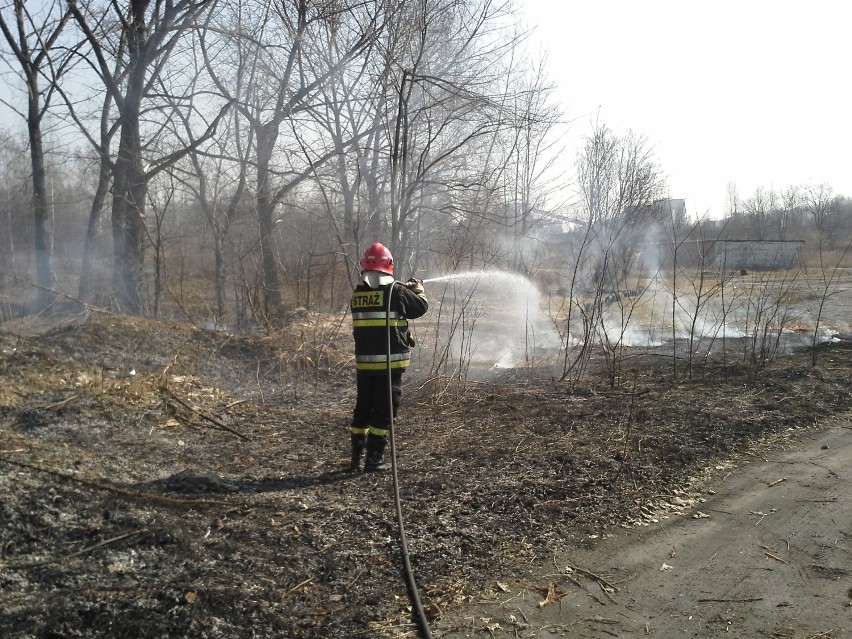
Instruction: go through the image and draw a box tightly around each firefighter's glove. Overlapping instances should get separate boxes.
[405,278,425,296]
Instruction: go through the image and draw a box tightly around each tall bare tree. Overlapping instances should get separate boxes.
[803,183,836,245]
[560,121,666,382]
[168,86,251,325]
[575,122,665,286]
[0,131,31,283]
[777,185,801,241]
[501,59,563,276]
[200,0,378,318]
[72,46,122,304]
[742,186,772,240]
[68,0,228,313]
[382,0,520,271]
[0,0,70,308]
[272,0,558,290]
[725,181,739,219]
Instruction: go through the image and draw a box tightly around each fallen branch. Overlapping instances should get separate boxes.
[587,389,651,398]
[561,572,585,591]
[749,510,771,526]
[566,565,619,593]
[697,597,762,603]
[159,385,249,440]
[35,394,80,410]
[1,528,149,569]
[584,616,619,625]
[281,576,316,598]
[598,581,618,604]
[534,495,592,508]
[764,551,789,565]
[545,572,607,606]
[11,276,114,316]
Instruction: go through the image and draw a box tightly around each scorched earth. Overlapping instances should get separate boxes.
[1,313,851,638]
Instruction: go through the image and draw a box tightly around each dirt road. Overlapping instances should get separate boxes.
[439,419,852,638]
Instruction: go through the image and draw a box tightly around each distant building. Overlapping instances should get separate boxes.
[676,239,804,271]
[711,239,804,270]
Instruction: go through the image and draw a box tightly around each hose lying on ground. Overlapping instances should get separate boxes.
[385,279,433,639]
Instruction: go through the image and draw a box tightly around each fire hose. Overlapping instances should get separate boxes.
[385,279,433,639]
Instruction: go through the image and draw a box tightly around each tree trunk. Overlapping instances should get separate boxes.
[26,73,54,309]
[256,127,281,316]
[214,227,226,323]
[110,0,150,314]
[110,148,148,313]
[111,92,148,312]
[78,154,111,303]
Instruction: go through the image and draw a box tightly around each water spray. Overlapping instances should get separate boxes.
[419,270,562,372]
[422,272,485,284]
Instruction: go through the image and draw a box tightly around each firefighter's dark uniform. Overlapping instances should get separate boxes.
[350,275,428,471]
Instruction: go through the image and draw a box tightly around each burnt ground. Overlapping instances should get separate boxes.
[0,313,851,638]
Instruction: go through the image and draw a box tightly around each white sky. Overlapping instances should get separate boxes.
[521,0,852,218]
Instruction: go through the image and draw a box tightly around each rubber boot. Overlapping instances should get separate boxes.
[364,434,390,472]
[350,434,366,472]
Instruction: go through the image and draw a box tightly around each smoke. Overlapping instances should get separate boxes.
[420,270,561,374]
[406,217,851,377]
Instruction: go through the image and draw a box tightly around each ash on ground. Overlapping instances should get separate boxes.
[1,315,850,638]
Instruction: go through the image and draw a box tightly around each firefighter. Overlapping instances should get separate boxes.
[349,243,428,472]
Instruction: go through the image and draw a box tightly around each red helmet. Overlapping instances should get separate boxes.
[360,242,394,274]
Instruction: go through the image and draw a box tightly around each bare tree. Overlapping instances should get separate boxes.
[576,122,617,226]
[502,59,563,276]
[777,185,801,241]
[302,0,539,284]
[199,0,378,318]
[564,121,665,383]
[67,0,229,313]
[655,188,693,379]
[555,221,597,382]
[742,186,771,240]
[384,0,520,272]
[176,112,250,325]
[575,124,664,288]
[671,219,737,380]
[72,50,123,305]
[805,239,851,367]
[0,0,71,308]
[803,182,835,241]
[301,7,391,273]
[739,267,800,383]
